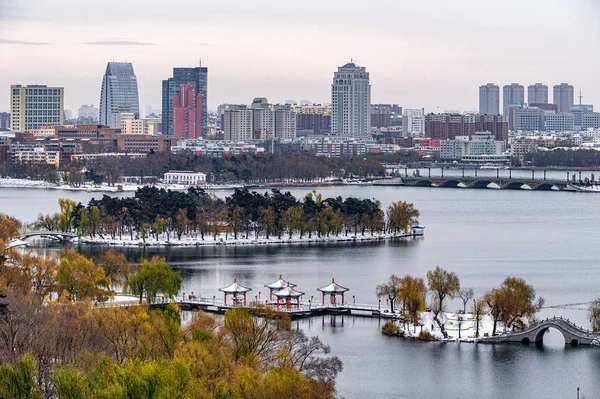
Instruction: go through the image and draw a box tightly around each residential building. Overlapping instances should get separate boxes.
[120,112,156,135]
[511,137,544,162]
[172,84,202,139]
[223,107,253,141]
[251,107,275,139]
[402,109,425,137]
[424,113,476,140]
[474,114,508,143]
[308,137,368,157]
[582,113,600,130]
[292,105,331,136]
[527,83,548,104]
[250,97,270,109]
[55,124,120,140]
[569,104,593,129]
[544,112,575,131]
[99,62,139,128]
[371,105,391,129]
[10,85,64,131]
[503,83,525,114]
[28,126,56,137]
[510,106,545,132]
[162,67,208,137]
[163,170,207,186]
[331,61,371,137]
[479,83,500,115]
[274,108,296,139]
[553,83,574,113]
[0,112,9,129]
[11,146,61,168]
[171,139,265,157]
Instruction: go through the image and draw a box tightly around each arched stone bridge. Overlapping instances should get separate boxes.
[20,231,77,241]
[479,317,600,346]
[399,176,570,190]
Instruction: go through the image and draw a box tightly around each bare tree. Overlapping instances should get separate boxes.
[376,274,402,313]
[458,288,474,314]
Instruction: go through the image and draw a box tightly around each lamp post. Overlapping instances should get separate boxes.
[353,295,355,304]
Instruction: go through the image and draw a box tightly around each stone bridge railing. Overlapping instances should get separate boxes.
[479,316,599,346]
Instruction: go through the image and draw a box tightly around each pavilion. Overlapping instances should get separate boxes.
[317,278,349,305]
[273,283,305,309]
[219,278,252,305]
[265,274,296,300]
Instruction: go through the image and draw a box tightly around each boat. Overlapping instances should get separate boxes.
[568,184,600,193]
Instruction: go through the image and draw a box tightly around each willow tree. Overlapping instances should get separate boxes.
[398,275,427,332]
[590,299,600,332]
[127,256,181,304]
[427,266,460,338]
[386,201,420,234]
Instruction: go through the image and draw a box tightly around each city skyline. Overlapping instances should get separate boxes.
[0,0,598,113]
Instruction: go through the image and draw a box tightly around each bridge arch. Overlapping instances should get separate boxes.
[438,180,464,188]
[534,326,580,346]
[413,179,435,187]
[469,180,494,189]
[534,183,559,191]
[502,181,532,190]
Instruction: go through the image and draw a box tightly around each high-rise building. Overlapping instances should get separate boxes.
[291,105,331,136]
[223,107,252,141]
[162,67,208,137]
[251,107,275,139]
[274,108,296,140]
[553,83,574,113]
[99,62,140,128]
[527,83,548,104]
[0,112,10,130]
[510,106,545,132]
[172,84,202,139]
[10,85,64,131]
[331,62,371,137]
[502,83,525,114]
[479,83,500,115]
[402,109,425,137]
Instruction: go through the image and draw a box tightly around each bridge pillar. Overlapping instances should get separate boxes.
[497,169,499,179]
[579,171,582,183]
[428,167,431,178]
[441,168,444,177]
[462,168,464,178]
[532,170,534,180]
[544,170,546,180]
[475,169,478,177]
[509,169,512,178]
[405,167,408,177]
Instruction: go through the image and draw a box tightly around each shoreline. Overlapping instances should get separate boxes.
[74,232,420,247]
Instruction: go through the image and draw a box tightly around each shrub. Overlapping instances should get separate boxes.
[418,330,438,341]
[382,320,399,336]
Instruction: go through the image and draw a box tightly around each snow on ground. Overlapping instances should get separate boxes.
[0,177,56,188]
[393,311,498,342]
[77,231,413,247]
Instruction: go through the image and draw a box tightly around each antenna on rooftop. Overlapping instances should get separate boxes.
[578,88,583,105]
[199,57,202,67]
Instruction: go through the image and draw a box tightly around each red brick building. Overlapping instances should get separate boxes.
[172,84,202,139]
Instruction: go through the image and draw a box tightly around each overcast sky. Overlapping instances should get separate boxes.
[0,0,599,114]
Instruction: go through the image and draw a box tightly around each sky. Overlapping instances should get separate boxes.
[0,0,599,114]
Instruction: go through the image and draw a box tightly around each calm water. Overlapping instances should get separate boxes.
[3,185,600,398]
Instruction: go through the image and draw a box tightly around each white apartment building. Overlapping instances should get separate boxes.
[440,133,507,163]
[119,112,155,135]
[163,170,207,186]
[402,109,425,136]
[331,62,371,137]
[544,112,574,132]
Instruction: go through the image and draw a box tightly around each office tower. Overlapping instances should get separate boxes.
[510,106,545,131]
[99,62,140,128]
[544,112,575,131]
[10,85,64,131]
[223,107,252,141]
[479,83,500,115]
[553,83,574,113]
[162,67,208,137]
[568,104,593,129]
[331,61,371,137]
[402,109,425,136]
[172,84,202,139]
[502,83,525,114]
[0,112,10,129]
[527,83,548,104]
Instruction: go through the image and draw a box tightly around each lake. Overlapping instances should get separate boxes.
[3,184,600,398]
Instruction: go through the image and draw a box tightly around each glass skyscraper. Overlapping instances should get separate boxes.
[162,67,208,137]
[99,62,140,129]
